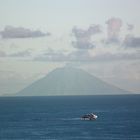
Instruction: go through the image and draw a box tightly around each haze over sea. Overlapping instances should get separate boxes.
[0,94,140,140]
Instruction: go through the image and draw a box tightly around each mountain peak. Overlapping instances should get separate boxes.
[17,67,128,96]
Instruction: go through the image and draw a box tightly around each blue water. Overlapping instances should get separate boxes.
[0,95,140,140]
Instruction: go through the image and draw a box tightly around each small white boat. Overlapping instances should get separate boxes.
[81,113,98,120]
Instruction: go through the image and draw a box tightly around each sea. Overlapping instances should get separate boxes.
[0,94,140,140]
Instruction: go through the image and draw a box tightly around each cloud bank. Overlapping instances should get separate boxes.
[1,17,140,62]
[34,48,140,62]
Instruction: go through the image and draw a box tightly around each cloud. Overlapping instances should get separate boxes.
[127,24,134,31]
[0,50,31,58]
[9,50,31,57]
[72,41,95,49]
[0,26,50,39]
[106,17,122,43]
[123,35,140,48]
[72,25,101,49]
[91,51,140,61]
[33,47,140,62]
[34,49,68,61]
[34,48,92,62]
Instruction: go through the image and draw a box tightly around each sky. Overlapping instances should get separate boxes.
[0,0,140,95]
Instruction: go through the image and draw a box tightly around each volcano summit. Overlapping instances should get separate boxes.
[17,67,128,96]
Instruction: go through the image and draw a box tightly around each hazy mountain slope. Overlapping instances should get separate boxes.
[17,67,128,96]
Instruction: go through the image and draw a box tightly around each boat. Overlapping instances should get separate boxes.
[81,113,98,120]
